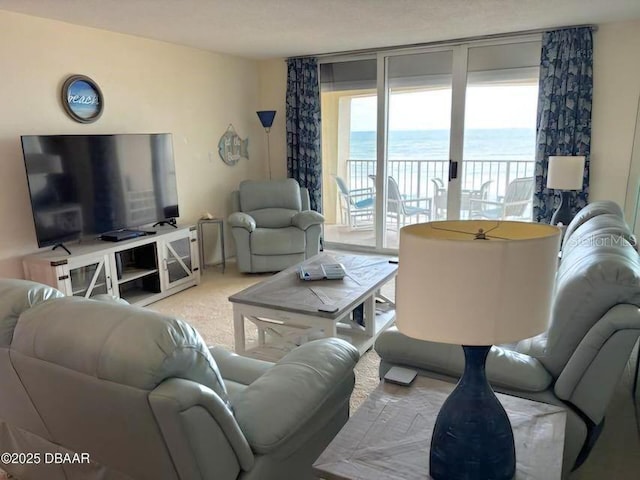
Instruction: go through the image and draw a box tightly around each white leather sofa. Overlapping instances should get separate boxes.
[375,201,640,478]
[0,279,358,480]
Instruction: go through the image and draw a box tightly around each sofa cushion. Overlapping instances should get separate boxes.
[375,328,553,392]
[562,214,636,258]
[11,296,231,408]
[251,227,306,255]
[0,279,63,347]
[562,200,624,250]
[239,179,302,213]
[517,242,640,377]
[247,208,298,228]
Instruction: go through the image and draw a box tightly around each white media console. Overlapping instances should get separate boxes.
[23,225,200,306]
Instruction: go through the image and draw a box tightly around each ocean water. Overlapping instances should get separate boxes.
[347,128,536,196]
[350,128,535,161]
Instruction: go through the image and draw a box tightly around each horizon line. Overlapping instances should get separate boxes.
[351,126,535,133]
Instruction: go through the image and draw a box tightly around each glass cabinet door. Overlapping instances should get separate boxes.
[163,236,193,288]
[69,258,109,297]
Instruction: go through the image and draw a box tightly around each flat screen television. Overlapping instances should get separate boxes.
[21,133,179,247]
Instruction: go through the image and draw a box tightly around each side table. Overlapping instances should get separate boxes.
[197,218,225,272]
[313,376,566,480]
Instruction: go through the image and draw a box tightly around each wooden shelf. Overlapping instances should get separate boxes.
[119,268,159,284]
[72,282,106,296]
[119,287,157,305]
[338,308,396,354]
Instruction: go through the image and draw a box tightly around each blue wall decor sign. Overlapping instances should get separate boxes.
[61,75,104,123]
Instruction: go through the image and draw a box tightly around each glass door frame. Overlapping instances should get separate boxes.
[322,34,541,253]
[374,45,460,251]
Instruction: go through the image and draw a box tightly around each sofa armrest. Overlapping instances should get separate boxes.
[150,378,254,472]
[232,338,359,454]
[228,212,256,232]
[209,346,272,386]
[375,327,552,392]
[292,210,324,231]
[554,304,640,423]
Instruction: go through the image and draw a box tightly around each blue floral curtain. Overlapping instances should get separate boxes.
[533,27,593,223]
[286,57,322,212]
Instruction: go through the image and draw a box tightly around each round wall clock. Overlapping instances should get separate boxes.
[61,75,104,123]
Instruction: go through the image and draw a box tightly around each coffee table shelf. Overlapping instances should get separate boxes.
[337,308,396,353]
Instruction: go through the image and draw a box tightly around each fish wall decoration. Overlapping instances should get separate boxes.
[218,124,249,166]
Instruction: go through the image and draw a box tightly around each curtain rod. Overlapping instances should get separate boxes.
[287,24,598,60]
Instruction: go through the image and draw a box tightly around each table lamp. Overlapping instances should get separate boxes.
[396,220,560,480]
[257,110,277,179]
[546,155,586,225]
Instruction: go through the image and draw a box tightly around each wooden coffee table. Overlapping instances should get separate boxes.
[229,253,397,359]
[313,376,567,480]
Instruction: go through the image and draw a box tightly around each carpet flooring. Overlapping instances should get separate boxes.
[2,260,639,479]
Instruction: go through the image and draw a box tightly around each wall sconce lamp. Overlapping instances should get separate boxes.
[257,110,277,179]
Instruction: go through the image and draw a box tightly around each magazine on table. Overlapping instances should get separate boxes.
[299,263,346,281]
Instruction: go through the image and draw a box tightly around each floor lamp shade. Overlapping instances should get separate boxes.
[396,220,561,480]
[256,110,276,130]
[257,110,277,179]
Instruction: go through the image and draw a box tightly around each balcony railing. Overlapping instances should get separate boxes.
[346,158,535,212]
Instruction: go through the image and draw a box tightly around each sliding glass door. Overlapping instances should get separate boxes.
[381,50,453,248]
[320,58,378,247]
[461,42,540,222]
[321,37,541,252]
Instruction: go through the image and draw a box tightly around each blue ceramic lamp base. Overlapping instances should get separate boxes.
[430,345,516,480]
[551,191,573,226]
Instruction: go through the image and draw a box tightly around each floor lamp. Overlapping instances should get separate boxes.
[547,155,586,226]
[257,110,276,179]
[396,220,560,479]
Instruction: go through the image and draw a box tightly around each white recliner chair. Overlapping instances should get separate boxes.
[228,179,324,273]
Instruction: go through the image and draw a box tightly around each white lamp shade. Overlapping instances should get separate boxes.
[546,155,585,190]
[396,221,561,345]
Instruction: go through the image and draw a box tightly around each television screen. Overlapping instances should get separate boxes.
[21,134,179,247]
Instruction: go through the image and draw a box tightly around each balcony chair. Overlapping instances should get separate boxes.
[386,176,432,229]
[469,176,534,221]
[431,178,447,220]
[375,202,640,478]
[460,179,493,218]
[333,175,375,229]
[228,179,324,273]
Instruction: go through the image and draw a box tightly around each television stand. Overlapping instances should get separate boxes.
[52,243,71,255]
[153,218,177,228]
[23,225,200,307]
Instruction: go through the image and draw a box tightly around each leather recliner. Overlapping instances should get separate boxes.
[228,179,324,273]
[375,201,640,478]
[0,279,359,480]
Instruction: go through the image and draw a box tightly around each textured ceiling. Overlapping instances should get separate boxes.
[0,0,639,59]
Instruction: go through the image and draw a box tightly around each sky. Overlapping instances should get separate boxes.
[350,85,538,131]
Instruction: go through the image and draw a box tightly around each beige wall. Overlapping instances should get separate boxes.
[0,10,267,277]
[591,20,640,209]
